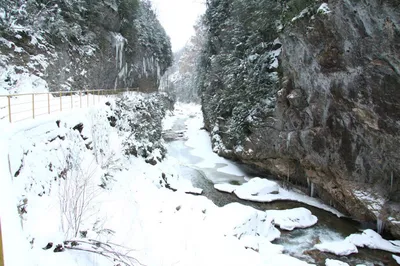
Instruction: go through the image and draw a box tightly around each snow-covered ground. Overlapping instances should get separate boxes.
[1,100,399,266]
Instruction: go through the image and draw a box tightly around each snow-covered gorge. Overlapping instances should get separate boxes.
[1,96,400,266]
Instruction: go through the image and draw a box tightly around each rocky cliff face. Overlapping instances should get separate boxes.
[199,0,400,236]
[0,0,172,93]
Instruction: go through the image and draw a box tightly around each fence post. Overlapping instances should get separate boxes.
[71,92,73,109]
[32,94,35,119]
[59,92,62,111]
[48,93,50,114]
[0,219,4,266]
[7,95,11,123]
[80,91,82,108]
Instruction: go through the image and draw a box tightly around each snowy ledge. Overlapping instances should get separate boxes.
[214,177,343,217]
[315,229,400,256]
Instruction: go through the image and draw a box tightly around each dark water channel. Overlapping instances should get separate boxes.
[165,119,397,266]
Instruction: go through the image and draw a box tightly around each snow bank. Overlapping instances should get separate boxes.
[168,177,203,194]
[315,240,358,256]
[325,259,349,266]
[266,207,318,231]
[214,183,240,193]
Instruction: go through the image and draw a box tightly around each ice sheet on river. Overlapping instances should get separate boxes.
[266,207,318,231]
[184,111,247,177]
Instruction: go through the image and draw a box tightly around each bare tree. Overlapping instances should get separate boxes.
[58,131,101,239]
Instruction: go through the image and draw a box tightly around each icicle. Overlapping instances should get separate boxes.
[115,38,119,68]
[156,62,161,81]
[119,40,124,70]
[391,171,394,190]
[143,57,147,76]
[310,182,315,197]
[286,132,292,150]
[114,33,125,70]
[377,218,385,234]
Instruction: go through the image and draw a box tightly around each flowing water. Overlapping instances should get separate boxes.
[164,117,398,266]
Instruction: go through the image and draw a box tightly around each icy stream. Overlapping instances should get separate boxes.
[164,107,398,266]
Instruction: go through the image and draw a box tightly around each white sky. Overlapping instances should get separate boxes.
[150,0,206,52]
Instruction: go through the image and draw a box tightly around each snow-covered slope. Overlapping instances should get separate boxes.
[0,94,315,266]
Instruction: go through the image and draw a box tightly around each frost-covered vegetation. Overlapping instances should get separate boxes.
[0,0,172,93]
[106,92,174,171]
[197,0,282,146]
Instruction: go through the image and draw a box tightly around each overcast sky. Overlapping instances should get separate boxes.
[150,0,206,52]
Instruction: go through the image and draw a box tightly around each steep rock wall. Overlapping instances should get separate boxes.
[0,0,172,93]
[200,0,400,236]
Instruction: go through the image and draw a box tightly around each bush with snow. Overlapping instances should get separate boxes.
[107,92,172,166]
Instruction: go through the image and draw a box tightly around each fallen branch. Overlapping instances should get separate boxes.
[64,239,144,266]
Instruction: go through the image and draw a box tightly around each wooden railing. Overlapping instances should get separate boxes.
[0,88,138,123]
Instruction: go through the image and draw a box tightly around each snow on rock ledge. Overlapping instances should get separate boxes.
[214,178,343,217]
[315,240,358,256]
[168,178,203,195]
[316,229,400,256]
[266,207,318,231]
[346,229,400,253]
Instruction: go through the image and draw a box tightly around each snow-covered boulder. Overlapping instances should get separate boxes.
[206,202,280,242]
[266,207,318,231]
[234,177,279,199]
[315,240,358,256]
[325,259,349,266]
